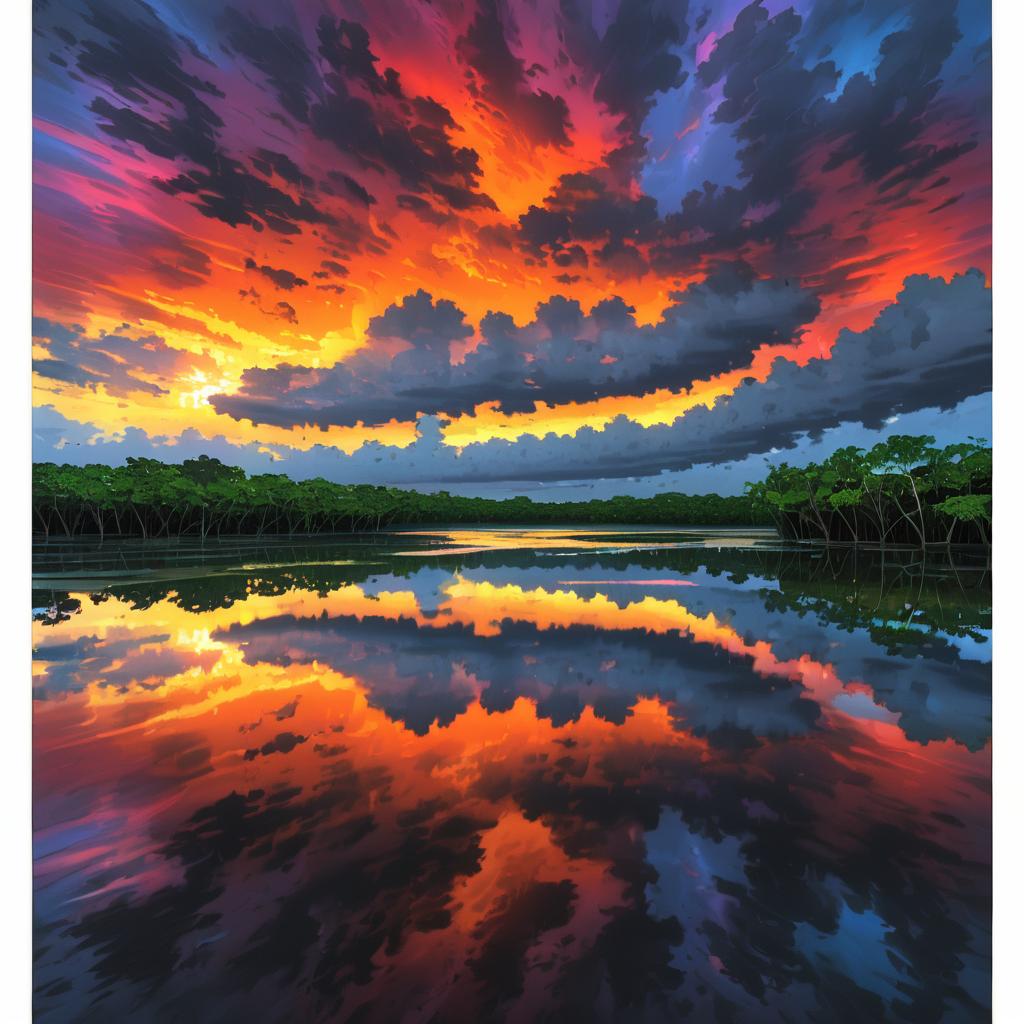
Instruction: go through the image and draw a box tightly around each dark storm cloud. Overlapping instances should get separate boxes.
[151,151,329,236]
[324,171,377,207]
[457,0,572,147]
[587,0,690,180]
[258,268,987,484]
[309,15,495,213]
[591,0,689,124]
[514,0,981,286]
[219,6,316,122]
[76,2,466,235]
[665,0,967,263]
[75,1,225,116]
[274,301,298,324]
[211,264,819,428]
[649,1,840,268]
[819,0,964,183]
[314,259,349,279]
[395,193,450,225]
[493,0,691,259]
[32,318,218,398]
[251,149,312,188]
[876,142,978,197]
[650,267,992,459]
[46,0,501,255]
[316,17,396,94]
[238,286,301,323]
[74,2,330,236]
[518,172,660,272]
[244,258,308,291]
[244,731,308,761]
[483,268,989,480]
[51,0,985,293]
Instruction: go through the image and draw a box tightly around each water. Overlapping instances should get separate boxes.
[32,528,992,1022]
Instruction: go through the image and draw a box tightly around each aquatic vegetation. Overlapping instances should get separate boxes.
[745,435,991,546]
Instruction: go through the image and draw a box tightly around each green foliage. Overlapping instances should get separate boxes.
[32,456,771,538]
[827,488,863,510]
[31,435,991,545]
[749,435,991,547]
[935,494,991,523]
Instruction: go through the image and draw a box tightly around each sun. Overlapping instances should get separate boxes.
[178,371,236,410]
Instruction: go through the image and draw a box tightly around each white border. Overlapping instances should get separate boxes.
[2,0,1017,1019]
[0,0,32,1017]
[991,0,1021,1018]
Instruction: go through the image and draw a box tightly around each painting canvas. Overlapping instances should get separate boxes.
[31,1,993,1021]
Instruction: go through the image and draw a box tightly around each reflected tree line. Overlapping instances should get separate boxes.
[33,541,990,646]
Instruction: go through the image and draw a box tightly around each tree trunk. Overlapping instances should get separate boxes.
[904,474,928,549]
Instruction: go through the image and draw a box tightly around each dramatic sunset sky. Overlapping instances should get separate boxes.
[32,0,991,497]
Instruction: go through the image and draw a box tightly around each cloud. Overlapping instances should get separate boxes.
[219,6,316,123]
[33,269,990,494]
[309,15,495,213]
[35,0,989,332]
[32,0,991,500]
[244,258,308,291]
[217,268,991,485]
[211,262,819,429]
[76,2,331,236]
[517,172,660,275]
[586,0,690,180]
[33,191,215,319]
[457,0,572,148]
[32,319,218,398]
[371,268,987,484]
[818,0,963,183]
[506,0,985,289]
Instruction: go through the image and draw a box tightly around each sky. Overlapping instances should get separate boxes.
[31,0,992,497]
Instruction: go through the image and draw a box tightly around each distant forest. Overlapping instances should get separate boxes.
[32,457,767,538]
[32,434,990,545]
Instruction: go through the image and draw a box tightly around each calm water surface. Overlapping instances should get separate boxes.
[32,528,992,1022]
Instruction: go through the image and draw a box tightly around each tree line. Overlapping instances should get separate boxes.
[32,456,769,539]
[745,435,991,547]
[31,433,991,545]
